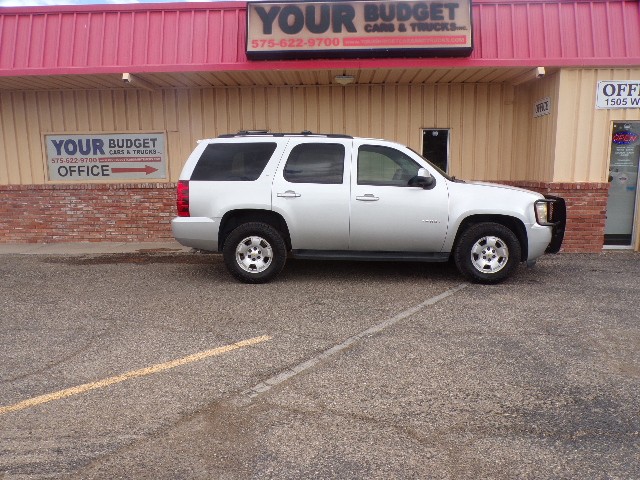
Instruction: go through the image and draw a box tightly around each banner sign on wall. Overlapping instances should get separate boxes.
[45,133,167,182]
[246,0,473,60]
[596,81,640,109]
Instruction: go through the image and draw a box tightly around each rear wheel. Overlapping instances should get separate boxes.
[222,222,287,284]
[454,222,521,284]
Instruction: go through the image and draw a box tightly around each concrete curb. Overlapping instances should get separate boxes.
[0,241,193,255]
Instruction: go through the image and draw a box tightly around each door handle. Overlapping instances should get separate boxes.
[277,190,301,198]
[356,194,379,202]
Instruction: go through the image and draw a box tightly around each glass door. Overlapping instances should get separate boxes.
[604,122,640,246]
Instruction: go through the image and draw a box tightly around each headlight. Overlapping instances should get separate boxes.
[534,200,550,225]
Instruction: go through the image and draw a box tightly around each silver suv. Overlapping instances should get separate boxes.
[172,131,565,284]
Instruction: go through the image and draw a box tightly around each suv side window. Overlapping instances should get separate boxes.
[190,142,277,181]
[283,143,345,184]
[358,145,421,186]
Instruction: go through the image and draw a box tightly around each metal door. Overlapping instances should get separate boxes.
[422,129,450,173]
[272,138,352,250]
[349,140,449,252]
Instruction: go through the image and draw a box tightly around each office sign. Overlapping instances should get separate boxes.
[45,133,167,182]
[596,81,640,109]
[247,0,473,60]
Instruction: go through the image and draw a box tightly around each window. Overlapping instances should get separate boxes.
[358,145,421,186]
[190,142,276,181]
[283,143,345,184]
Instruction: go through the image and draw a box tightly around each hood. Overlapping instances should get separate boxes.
[464,181,545,198]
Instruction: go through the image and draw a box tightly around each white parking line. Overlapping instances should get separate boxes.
[236,283,468,404]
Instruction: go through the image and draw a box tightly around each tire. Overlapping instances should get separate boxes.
[453,222,521,284]
[222,222,287,284]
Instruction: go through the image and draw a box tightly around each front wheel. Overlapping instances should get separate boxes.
[453,222,522,284]
[222,222,287,284]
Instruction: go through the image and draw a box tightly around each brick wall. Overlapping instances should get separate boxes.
[0,183,176,243]
[0,181,610,252]
[504,181,609,253]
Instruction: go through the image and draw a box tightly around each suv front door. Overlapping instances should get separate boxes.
[272,138,352,250]
[349,141,449,252]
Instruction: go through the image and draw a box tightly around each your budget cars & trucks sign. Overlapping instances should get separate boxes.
[44,133,167,182]
[247,0,473,59]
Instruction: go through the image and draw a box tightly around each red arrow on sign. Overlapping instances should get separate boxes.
[111,165,158,175]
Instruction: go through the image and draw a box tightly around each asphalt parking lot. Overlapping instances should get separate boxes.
[1,250,639,479]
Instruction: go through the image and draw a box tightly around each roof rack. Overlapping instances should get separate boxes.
[218,130,353,139]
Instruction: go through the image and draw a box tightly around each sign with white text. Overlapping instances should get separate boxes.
[247,0,473,60]
[45,133,167,182]
[596,81,640,109]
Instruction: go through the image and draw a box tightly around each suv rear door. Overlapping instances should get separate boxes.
[349,140,449,252]
[272,138,352,250]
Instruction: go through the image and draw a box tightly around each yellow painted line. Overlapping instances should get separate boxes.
[0,335,271,416]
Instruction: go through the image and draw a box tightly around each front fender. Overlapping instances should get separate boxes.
[443,181,543,255]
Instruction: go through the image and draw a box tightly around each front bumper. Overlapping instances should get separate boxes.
[527,195,567,260]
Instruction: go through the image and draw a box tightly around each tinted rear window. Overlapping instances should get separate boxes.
[190,143,277,181]
[283,143,345,184]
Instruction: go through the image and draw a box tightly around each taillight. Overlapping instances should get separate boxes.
[176,180,190,217]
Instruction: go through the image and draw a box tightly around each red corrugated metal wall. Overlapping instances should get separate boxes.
[473,1,640,61]
[1,4,247,73]
[1,0,638,76]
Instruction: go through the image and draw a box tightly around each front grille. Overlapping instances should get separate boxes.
[545,195,566,253]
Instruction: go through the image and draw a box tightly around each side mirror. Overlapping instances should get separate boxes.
[408,168,435,189]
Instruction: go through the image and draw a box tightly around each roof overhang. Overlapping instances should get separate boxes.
[0,67,562,90]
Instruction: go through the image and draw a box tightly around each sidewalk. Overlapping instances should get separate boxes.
[0,241,193,255]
